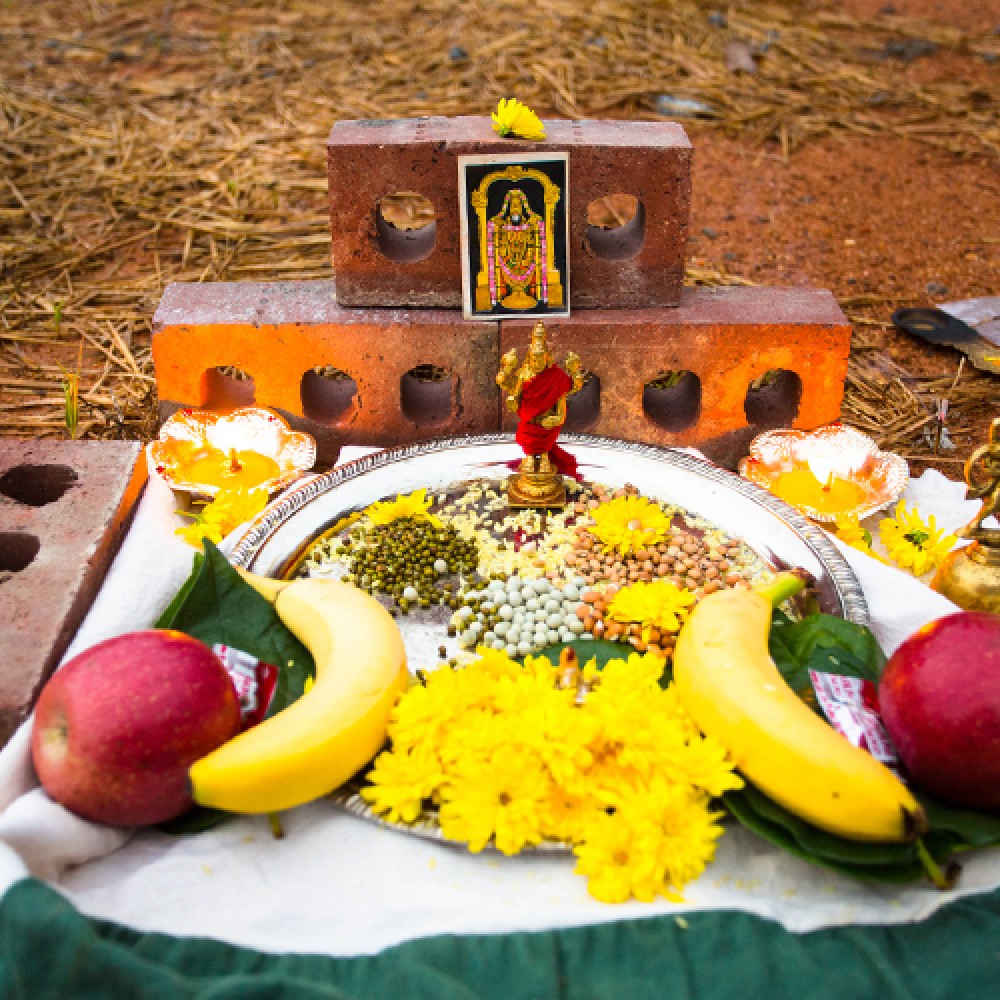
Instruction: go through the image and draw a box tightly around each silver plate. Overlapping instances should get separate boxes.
[228,433,868,845]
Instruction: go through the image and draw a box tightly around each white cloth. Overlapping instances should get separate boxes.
[0,450,992,959]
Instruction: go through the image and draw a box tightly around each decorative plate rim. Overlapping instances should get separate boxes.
[227,432,870,851]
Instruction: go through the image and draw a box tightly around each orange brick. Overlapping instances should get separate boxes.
[327,116,691,310]
[501,286,851,468]
[152,281,500,462]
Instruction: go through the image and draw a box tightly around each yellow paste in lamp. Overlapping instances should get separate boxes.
[772,468,866,516]
[173,441,280,491]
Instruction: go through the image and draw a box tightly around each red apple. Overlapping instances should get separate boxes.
[878,611,1000,810]
[31,630,242,826]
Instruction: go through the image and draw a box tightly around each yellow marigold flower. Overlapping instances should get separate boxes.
[607,581,695,634]
[878,501,957,576]
[491,97,546,141]
[364,488,441,528]
[573,811,664,903]
[589,495,673,555]
[361,747,445,824]
[175,487,268,547]
[439,746,550,854]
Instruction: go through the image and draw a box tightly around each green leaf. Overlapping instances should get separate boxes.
[154,541,315,835]
[526,639,673,684]
[154,552,204,630]
[919,796,1000,849]
[157,540,313,719]
[157,806,233,836]
[768,609,885,703]
[723,787,926,884]
[727,784,917,868]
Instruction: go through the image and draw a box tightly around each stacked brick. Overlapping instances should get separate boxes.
[152,116,851,468]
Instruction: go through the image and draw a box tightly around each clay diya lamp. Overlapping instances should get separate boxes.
[148,407,316,498]
[739,424,908,524]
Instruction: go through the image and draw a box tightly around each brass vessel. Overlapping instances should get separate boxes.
[931,417,1000,613]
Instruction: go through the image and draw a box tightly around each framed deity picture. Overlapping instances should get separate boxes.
[457,152,570,320]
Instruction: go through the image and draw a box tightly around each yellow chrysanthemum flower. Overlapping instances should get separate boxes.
[360,747,445,824]
[364,488,441,528]
[439,746,550,854]
[589,495,673,555]
[364,647,742,901]
[833,515,889,564]
[572,811,664,904]
[541,788,603,844]
[670,736,745,799]
[878,501,957,576]
[491,97,546,141]
[616,779,726,895]
[606,580,695,634]
[175,486,268,548]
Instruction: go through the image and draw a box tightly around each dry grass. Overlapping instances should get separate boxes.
[1,0,997,456]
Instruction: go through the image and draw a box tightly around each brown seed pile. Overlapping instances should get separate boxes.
[565,484,755,658]
[564,486,751,596]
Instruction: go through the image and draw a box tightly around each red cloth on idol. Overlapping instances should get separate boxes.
[515,366,580,480]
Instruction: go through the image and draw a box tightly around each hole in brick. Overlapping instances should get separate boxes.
[376,191,436,263]
[565,372,601,431]
[744,369,803,428]
[0,464,77,507]
[586,194,645,260]
[202,366,256,409]
[0,532,40,574]
[643,370,701,432]
[301,366,359,424]
[400,364,453,426]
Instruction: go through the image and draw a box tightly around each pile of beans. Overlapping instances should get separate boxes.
[565,525,749,596]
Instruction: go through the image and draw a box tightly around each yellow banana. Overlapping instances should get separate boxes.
[189,572,409,813]
[672,582,926,842]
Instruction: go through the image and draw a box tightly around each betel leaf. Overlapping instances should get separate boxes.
[723,786,926,884]
[526,639,679,689]
[155,540,314,719]
[154,541,315,835]
[768,608,886,702]
[920,797,1000,850]
[528,639,644,673]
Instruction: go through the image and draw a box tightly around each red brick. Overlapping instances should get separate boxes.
[327,116,691,310]
[152,280,500,462]
[501,286,852,469]
[0,440,145,746]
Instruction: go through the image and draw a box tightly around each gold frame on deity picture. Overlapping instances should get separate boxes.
[457,151,570,321]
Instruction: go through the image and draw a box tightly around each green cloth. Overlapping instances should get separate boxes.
[2,877,999,1000]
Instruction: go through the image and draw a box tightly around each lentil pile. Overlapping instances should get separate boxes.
[297,477,768,666]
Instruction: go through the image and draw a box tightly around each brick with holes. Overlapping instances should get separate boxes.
[0,439,145,747]
[327,116,691,310]
[152,280,501,462]
[501,285,851,469]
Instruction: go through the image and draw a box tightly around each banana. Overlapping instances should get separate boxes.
[189,572,409,814]
[672,580,926,842]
